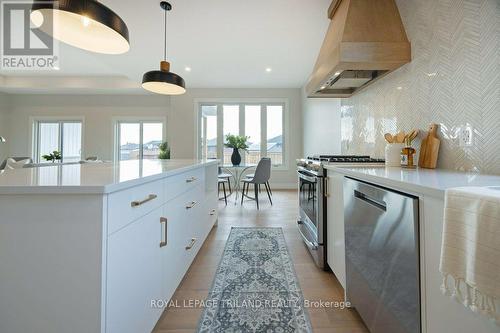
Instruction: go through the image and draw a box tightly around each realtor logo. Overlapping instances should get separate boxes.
[1,0,59,70]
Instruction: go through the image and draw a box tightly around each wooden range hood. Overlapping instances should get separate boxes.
[306,0,411,98]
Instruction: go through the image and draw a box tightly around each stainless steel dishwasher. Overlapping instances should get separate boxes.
[343,177,420,333]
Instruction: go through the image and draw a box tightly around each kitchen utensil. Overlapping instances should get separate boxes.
[419,124,440,169]
[408,129,419,142]
[396,131,405,144]
[384,133,394,143]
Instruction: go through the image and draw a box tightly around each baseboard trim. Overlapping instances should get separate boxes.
[267,182,297,190]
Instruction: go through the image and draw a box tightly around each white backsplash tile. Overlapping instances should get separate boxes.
[341,0,500,174]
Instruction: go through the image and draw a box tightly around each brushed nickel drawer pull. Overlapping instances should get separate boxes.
[131,194,157,207]
[186,177,197,183]
[185,201,197,209]
[210,209,216,216]
[185,238,197,250]
[159,217,167,248]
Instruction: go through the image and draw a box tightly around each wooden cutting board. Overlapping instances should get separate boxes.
[419,123,440,169]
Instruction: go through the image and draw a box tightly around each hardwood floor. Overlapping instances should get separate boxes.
[153,190,368,333]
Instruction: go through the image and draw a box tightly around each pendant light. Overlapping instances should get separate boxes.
[30,0,130,54]
[142,1,186,95]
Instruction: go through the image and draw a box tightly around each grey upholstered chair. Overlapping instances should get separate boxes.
[241,158,272,209]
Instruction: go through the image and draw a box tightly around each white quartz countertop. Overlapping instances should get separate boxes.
[0,159,218,194]
[324,165,500,198]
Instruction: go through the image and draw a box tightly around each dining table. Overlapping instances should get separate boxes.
[221,163,257,204]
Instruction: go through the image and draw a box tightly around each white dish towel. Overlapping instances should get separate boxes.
[440,187,500,325]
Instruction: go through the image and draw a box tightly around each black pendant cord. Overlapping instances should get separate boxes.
[164,7,167,61]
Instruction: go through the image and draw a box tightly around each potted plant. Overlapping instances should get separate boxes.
[224,134,249,166]
[158,141,170,159]
[42,151,62,163]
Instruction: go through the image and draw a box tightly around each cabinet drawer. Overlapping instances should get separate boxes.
[164,167,205,203]
[108,180,164,234]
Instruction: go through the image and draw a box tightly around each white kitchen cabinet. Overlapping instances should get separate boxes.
[0,160,219,333]
[420,195,498,333]
[161,192,190,303]
[326,171,346,289]
[106,207,164,333]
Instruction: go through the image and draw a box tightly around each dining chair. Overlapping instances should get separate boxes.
[244,157,272,196]
[218,178,228,205]
[241,158,272,209]
[218,167,232,194]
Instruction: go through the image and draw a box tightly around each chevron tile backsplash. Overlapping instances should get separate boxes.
[341,0,500,174]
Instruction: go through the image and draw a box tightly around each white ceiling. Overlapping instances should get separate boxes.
[0,0,331,94]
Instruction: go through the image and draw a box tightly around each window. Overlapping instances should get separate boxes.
[116,121,164,160]
[200,105,217,160]
[222,105,239,165]
[266,105,283,166]
[245,105,261,164]
[34,120,82,163]
[197,102,286,167]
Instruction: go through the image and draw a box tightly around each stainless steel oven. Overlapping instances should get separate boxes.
[296,155,386,270]
[297,167,326,269]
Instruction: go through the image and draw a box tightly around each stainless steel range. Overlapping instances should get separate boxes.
[296,155,385,269]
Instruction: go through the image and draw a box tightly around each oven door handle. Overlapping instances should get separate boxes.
[297,171,318,183]
[297,221,319,250]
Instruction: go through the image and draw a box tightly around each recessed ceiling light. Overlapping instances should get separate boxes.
[265,67,272,72]
[185,67,191,72]
[397,86,403,90]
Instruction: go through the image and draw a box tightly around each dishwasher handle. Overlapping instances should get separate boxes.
[354,190,387,211]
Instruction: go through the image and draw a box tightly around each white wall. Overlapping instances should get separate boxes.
[4,88,302,188]
[169,88,303,188]
[301,88,341,157]
[0,93,11,161]
[7,94,170,161]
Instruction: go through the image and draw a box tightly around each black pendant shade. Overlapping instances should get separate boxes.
[142,62,186,95]
[31,0,130,54]
[142,2,186,95]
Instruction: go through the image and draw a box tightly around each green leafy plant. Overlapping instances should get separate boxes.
[158,141,170,159]
[42,151,62,163]
[224,134,249,151]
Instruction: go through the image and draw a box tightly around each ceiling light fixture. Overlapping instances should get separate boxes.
[30,0,130,54]
[185,67,192,72]
[142,2,186,95]
[334,71,341,76]
[266,67,272,72]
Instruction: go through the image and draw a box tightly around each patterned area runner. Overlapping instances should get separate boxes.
[196,227,312,333]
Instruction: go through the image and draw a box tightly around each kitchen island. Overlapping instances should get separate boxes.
[324,165,500,333]
[0,159,219,333]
